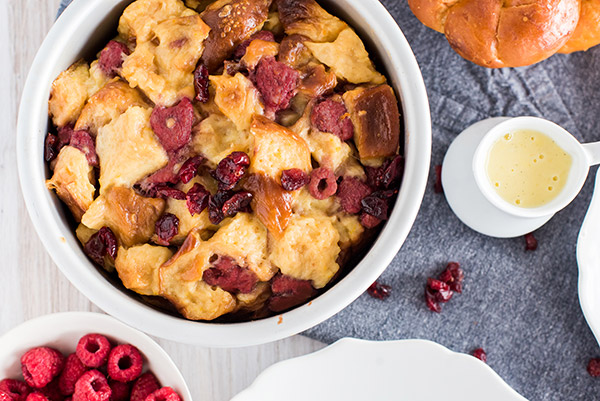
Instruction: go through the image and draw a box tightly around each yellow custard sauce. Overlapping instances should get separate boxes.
[486,129,572,208]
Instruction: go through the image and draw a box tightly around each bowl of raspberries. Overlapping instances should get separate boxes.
[0,313,191,401]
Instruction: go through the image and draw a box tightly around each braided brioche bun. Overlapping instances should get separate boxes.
[408,0,581,68]
[559,0,600,53]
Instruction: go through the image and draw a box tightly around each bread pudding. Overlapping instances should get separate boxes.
[44,0,404,321]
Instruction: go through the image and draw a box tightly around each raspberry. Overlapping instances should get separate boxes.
[25,394,48,401]
[0,392,14,401]
[337,177,372,214]
[58,354,87,396]
[268,274,316,312]
[311,98,353,141]
[70,130,98,167]
[253,57,298,114]
[21,348,65,389]
[130,374,159,401]
[203,256,258,293]
[98,41,130,78]
[108,381,129,401]
[0,380,31,401]
[150,98,195,153]
[76,334,111,368]
[38,380,62,401]
[308,167,337,200]
[144,388,180,401]
[366,281,391,300]
[107,345,142,383]
[73,371,111,401]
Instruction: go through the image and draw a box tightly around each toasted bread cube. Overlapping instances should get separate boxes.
[241,39,280,70]
[154,15,211,72]
[118,0,195,42]
[269,214,340,288]
[76,223,97,245]
[48,60,105,127]
[191,114,253,167]
[200,0,271,71]
[46,146,96,221]
[306,28,385,85]
[306,130,352,172]
[235,282,271,312]
[333,214,364,249]
[210,73,264,131]
[245,174,295,240]
[343,85,401,163]
[277,0,347,42]
[75,80,148,135]
[81,186,165,247]
[115,244,173,296]
[250,115,312,179]
[96,106,168,192]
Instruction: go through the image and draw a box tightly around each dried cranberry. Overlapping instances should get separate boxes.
[253,57,299,114]
[587,358,600,377]
[366,155,404,190]
[70,130,98,167]
[427,278,453,303]
[222,192,253,218]
[361,194,389,221]
[208,191,232,224]
[472,348,487,363]
[186,183,210,216]
[154,185,186,200]
[439,262,464,293]
[45,133,58,162]
[213,152,250,188]
[434,165,443,194]
[234,30,276,59]
[155,214,179,246]
[280,169,309,191]
[268,274,317,312]
[178,156,204,184]
[84,227,118,266]
[360,212,382,228]
[203,256,258,293]
[337,176,373,214]
[308,167,337,200]
[57,124,74,149]
[366,281,391,300]
[150,98,195,152]
[311,98,354,141]
[425,288,442,313]
[98,40,130,78]
[193,63,209,103]
[525,232,538,251]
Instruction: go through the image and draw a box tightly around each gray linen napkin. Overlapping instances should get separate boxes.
[57,1,600,399]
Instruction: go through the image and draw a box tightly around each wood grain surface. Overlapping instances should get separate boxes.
[0,1,324,399]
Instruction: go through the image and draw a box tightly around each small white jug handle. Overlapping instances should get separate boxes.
[582,142,600,167]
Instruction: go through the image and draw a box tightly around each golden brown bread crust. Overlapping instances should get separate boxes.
[559,0,600,53]
[408,0,581,67]
[276,0,347,42]
[200,0,272,72]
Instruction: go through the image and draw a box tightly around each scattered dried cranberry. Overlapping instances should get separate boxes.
[150,98,195,153]
[21,347,65,389]
[472,348,487,363]
[360,212,382,228]
[153,185,186,201]
[308,167,337,200]
[311,98,354,141]
[145,387,181,401]
[234,30,276,59]
[434,165,443,194]
[280,169,309,192]
[253,57,299,114]
[107,345,142,383]
[213,152,250,189]
[44,134,59,163]
[203,256,258,293]
[193,63,209,103]
[366,281,391,300]
[366,155,404,190]
[155,214,180,246]
[73,370,111,401]
[70,130,99,167]
[439,262,464,293]
[424,288,442,313]
[186,183,210,216]
[222,191,253,218]
[525,232,538,251]
[130,373,159,401]
[98,40,130,78]
[84,227,118,266]
[587,358,600,377]
[361,193,389,221]
[336,177,373,214]
[268,274,317,312]
[0,380,30,401]
[208,191,233,224]
[177,156,204,184]
[58,354,87,396]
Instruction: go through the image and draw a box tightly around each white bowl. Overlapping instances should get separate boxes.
[16,0,431,347]
[0,312,192,401]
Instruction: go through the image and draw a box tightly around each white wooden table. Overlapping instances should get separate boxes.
[0,1,324,399]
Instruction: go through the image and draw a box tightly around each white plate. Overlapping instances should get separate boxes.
[231,338,528,401]
[576,168,600,346]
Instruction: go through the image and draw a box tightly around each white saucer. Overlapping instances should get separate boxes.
[442,117,553,238]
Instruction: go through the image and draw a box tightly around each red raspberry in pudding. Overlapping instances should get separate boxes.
[98,41,130,78]
[308,167,337,200]
[76,334,111,368]
[337,177,372,214]
[268,274,317,312]
[203,256,258,294]
[253,57,298,114]
[150,98,195,153]
[107,345,143,383]
[311,98,354,141]
[21,347,65,389]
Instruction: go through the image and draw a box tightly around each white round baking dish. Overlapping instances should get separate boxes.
[17,0,431,347]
